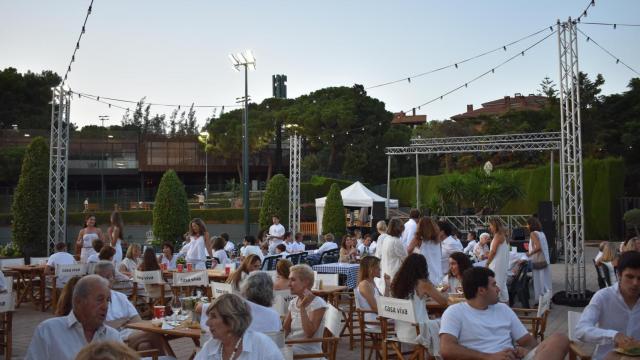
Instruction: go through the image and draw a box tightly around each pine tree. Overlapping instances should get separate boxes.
[259,174,289,230]
[152,170,190,246]
[322,183,346,240]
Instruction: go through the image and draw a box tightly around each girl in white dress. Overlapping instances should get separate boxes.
[487,218,509,303]
[76,214,103,263]
[527,217,553,300]
[108,211,124,266]
[185,218,212,270]
[407,216,443,285]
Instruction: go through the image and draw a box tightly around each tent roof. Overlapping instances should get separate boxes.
[315,181,398,208]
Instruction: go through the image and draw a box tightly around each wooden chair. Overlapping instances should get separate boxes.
[378,296,436,360]
[132,270,169,315]
[354,288,383,360]
[137,349,159,360]
[568,311,592,360]
[0,276,14,359]
[285,303,342,360]
[49,263,87,312]
[513,291,552,341]
[172,270,208,298]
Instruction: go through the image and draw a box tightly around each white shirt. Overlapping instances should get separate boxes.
[314,241,338,255]
[441,236,463,274]
[119,257,138,275]
[87,253,100,263]
[369,241,377,255]
[26,311,121,360]
[159,254,177,270]
[400,218,418,248]
[47,251,76,287]
[247,300,282,333]
[268,223,286,240]
[375,234,388,258]
[440,302,528,354]
[106,290,139,340]
[242,245,264,260]
[576,283,640,359]
[463,240,477,255]
[224,241,236,253]
[213,249,229,265]
[0,271,6,292]
[194,329,283,360]
[291,241,306,253]
[380,235,407,282]
[268,239,284,255]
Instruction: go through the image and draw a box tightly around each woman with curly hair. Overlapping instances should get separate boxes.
[440,252,473,294]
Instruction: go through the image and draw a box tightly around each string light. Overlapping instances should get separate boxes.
[71,90,242,110]
[576,0,595,22]
[579,22,640,27]
[365,25,554,90]
[577,28,640,76]
[62,0,94,86]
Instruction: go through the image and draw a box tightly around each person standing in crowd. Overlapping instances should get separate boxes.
[440,252,473,294]
[400,209,420,248]
[438,221,463,277]
[268,214,286,243]
[158,242,177,270]
[576,251,640,359]
[527,216,553,301]
[408,216,443,285]
[185,218,212,270]
[26,275,121,360]
[45,242,76,289]
[107,211,124,265]
[76,214,104,263]
[374,220,388,258]
[463,231,478,255]
[473,232,491,261]
[380,218,408,295]
[439,267,568,360]
[486,218,510,303]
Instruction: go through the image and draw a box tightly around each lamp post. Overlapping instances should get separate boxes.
[229,50,256,237]
[198,131,210,206]
[98,115,110,210]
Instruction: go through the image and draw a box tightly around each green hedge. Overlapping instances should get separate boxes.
[301,176,353,204]
[0,208,261,227]
[390,158,625,240]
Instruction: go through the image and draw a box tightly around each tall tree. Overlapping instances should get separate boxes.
[322,183,346,240]
[259,174,289,230]
[152,170,190,245]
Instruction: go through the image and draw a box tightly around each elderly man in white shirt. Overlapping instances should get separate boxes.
[400,209,420,248]
[438,221,463,275]
[576,251,640,359]
[26,274,121,360]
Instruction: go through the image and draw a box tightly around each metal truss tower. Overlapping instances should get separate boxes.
[47,86,71,255]
[557,18,586,298]
[288,133,302,234]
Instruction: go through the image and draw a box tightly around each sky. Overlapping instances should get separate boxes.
[1,0,639,130]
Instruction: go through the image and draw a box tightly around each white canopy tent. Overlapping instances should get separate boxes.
[315,181,399,237]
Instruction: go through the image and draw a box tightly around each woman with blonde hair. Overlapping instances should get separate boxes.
[356,256,390,328]
[407,216,443,284]
[486,218,509,303]
[273,258,292,290]
[599,241,618,285]
[119,243,141,277]
[374,220,388,258]
[75,340,140,360]
[226,254,262,291]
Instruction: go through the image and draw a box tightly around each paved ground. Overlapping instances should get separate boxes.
[5,244,601,360]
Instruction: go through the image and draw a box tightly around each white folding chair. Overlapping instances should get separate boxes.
[0,276,14,359]
[132,270,169,307]
[172,270,208,298]
[0,258,24,270]
[29,257,49,265]
[313,272,339,287]
[377,296,433,360]
[272,289,295,317]
[210,282,234,298]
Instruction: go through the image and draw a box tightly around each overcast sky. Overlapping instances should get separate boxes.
[1,0,639,130]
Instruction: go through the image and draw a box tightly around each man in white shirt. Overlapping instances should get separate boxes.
[46,242,77,288]
[26,275,121,360]
[220,233,236,253]
[269,231,288,255]
[438,221,464,275]
[284,232,296,253]
[290,232,306,253]
[400,209,420,248]
[314,233,339,255]
[357,234,373,256]
[463,231,478,255]
[268,215,286,242]
[576,251,640,359]
[440,267,568,360]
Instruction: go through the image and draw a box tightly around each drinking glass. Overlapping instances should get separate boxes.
[171,297,182,321]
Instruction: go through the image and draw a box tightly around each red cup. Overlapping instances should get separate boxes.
[153,305,165,319]
[177,264,184,273]
[161,263,167,271]
[224,264,231,275]
[187,263,193,272]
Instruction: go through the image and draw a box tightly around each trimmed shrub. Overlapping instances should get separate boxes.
[624,209,640,237]
[11,137,49,257]
[152,170,190,246]
[259,174,289,230]
[322,183,346,240]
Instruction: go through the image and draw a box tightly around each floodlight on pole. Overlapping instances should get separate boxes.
[199,131,210,205]
[229,50,256,237]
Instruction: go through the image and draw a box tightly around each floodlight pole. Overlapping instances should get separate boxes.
[242,64,250,236]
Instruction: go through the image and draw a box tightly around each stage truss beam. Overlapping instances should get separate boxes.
[288,133,301,235]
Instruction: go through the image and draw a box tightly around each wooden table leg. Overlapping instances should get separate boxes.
[160,335,176,358]
[39,271,46,312]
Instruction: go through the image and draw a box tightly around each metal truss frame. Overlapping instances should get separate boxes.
[288,133,301,234]
[47,86,71,255]
[410,132,561,146]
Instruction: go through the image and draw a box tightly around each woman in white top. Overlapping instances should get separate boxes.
[486,218,509,303]
[440,252,473,294]
[284,264,328,360]
[211,236,229,266]
[596,241,618,285]
[226,254,262,292]
[241,272,282,333]
[195,293,282,360]
[119,243,141,277]
[379,218,408,295]
[157,242,177,270]
[76,214,104,263]
[356,256,390,328]
[527,217,553,300]
[185,218,212,270]
[407,216,443,285]
[107,211,124,265]
[463,231,478,255]
[240,235,263,260]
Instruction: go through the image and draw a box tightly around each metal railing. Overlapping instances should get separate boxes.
[438,215,531,233]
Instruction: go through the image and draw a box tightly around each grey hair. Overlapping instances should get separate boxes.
[241,271,274,307]
[72,274,109,304]
[290,264,315,287]
[94,261,115,277]
[479,233,491,241]
[376,220,387,232]
[206,293,251,337]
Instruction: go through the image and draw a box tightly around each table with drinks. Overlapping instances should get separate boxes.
[3,264,47,311]
[312,262,360,289]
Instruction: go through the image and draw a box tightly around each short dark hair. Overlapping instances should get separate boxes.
[162,241,174,253]
[294,232,303,241]
[462,267,495,300]
[92,239,104,253]
[272,214,280,220]
[387,218,404,237]
[245,235,257,245]
[468,230,477,240]
[276,244,286,252]
[220,233,229,242]
[55,242,67,252]
[409,209,421,219]
[437,221,453,236]
[617,251,640,275]
[527,216,542,232]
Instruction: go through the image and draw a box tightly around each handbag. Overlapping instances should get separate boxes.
[530,251,548,270]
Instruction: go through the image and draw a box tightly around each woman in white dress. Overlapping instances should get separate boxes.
[107,211,124,266]
[356,256,390,329]
[407,216,443,285]
[379,218,408,295]
[185,218,212,270]
[440,252,473,294]
[284,264,328,360]
[527,216,553,300]
[486,218,509,303]
[76,214,104,263]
